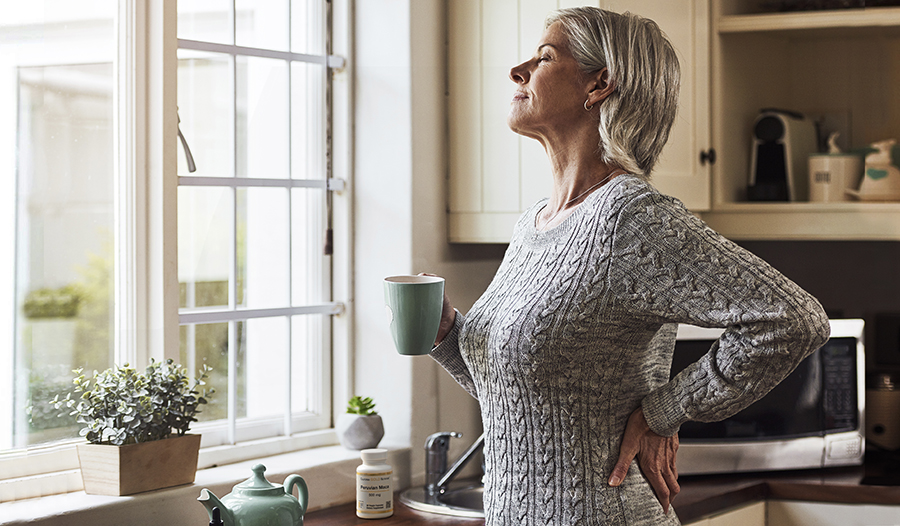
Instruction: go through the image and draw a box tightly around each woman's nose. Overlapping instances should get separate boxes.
[509,61,530,84]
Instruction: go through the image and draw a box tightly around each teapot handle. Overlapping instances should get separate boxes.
[284,475,308,515]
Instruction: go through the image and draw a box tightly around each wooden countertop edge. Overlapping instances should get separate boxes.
[305,496,485,526]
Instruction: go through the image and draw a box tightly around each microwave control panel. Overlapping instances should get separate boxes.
[821,337,858,432]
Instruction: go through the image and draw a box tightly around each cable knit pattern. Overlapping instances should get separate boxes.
[430,175,830,525]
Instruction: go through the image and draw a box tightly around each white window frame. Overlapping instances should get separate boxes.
[0,0,353,502]
[174,2,339,449]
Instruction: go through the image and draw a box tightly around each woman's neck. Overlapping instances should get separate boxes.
[536,162,624,231]
[529,123,623,231]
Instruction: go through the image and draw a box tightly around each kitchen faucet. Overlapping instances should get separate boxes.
[424,431,484,497]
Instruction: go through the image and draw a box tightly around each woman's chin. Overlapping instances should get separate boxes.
[506,116,532,137]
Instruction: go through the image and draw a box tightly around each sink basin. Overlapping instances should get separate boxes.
[400,478,484,518]
[439,484,483,510]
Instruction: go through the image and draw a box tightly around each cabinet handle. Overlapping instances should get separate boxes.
[700,148,716,166]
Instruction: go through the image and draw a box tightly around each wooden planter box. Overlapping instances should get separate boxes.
[76,433,201,496]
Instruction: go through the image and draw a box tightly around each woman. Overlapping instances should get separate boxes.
[429,7,830,526]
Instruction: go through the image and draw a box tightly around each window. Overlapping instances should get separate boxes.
[176,0,338,446]
[2,2,119,453]
[0,0,345,501]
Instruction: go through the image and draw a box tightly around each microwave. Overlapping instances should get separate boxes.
[672,319,865,475]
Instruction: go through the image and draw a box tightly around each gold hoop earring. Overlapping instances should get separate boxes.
[584,100,594,111]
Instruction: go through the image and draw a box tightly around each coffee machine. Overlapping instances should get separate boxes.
[747,109,818,202]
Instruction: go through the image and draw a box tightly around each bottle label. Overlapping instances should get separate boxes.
[357,470,393,515]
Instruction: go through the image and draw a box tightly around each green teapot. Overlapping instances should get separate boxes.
[199,464,308,526]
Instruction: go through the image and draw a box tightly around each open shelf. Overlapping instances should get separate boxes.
[709,2,900,241]
[718,7,900,34]
[702,202,900,240]
[713,201,900,212]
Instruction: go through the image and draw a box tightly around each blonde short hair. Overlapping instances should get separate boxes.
[546,7,680,177]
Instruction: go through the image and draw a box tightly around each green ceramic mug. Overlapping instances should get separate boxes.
[384,275,445,356]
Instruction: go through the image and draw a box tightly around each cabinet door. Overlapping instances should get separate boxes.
[448,0,710,243]
[768,500,900,526]
[683,501,765,526]
[708,501,765,526]
[603,0,711,210]
[448,0,557,243]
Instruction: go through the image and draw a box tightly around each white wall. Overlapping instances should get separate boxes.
[352,0,504,486]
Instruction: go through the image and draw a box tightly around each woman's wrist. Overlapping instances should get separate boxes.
[434,308,458,346]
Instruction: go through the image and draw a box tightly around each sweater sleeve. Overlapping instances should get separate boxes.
[607,189,831,437]
[429,310,479,399]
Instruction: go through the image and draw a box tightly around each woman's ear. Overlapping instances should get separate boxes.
[586,68,615,109]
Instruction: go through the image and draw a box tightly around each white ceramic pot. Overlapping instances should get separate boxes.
[336,414,384,450]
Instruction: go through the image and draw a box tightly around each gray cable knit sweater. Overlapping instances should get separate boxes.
[430,175,830,525]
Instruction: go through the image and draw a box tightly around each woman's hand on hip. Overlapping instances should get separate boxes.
[608,407,680,514]
[418,273,456,346]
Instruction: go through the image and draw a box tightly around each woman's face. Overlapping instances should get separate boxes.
[507,22,594,141]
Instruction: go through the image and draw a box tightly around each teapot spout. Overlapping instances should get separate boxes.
[198,488,235,526]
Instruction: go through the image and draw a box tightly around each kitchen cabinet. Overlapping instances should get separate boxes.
[447,0,900,242]
[767,500,900,526]
[701,1,900,240]
[684,501,765,526]
[447,0,710,243]
[685,500,900,525]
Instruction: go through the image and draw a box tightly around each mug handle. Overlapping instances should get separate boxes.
[284,474,309,515]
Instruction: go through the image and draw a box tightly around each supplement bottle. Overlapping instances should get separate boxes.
[356,448,393,519]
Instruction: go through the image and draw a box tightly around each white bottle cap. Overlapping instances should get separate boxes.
[360,448,388,463]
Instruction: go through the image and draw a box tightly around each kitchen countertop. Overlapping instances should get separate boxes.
[305,462,900,525]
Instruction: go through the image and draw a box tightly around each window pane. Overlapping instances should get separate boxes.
[8,2,117,450]
[291,188,326,306]
[235,0,289,51]
[178,0,233,45]
[175,0,332,447]
[181,318,300,426]
[291,62,326,181]
[237,57,289,179]
[291,314,326,414]
[241,317,288,420]
[177,50,233,177]
[178,187,233,309]
[291,0,325,55]
[180,322,229,423]
[238,188,290,309]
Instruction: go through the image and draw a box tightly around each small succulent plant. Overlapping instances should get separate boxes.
[346,395,378,416]
[50,359,214,445]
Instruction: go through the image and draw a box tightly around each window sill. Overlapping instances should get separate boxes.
[0,441,411,526]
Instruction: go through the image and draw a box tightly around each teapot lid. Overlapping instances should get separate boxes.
[233,464,285,496]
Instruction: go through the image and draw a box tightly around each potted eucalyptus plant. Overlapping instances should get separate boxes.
[336,395,384,450]
[51,358,213,495]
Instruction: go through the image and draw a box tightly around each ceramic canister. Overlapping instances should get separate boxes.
[867,373,900,450]
[808,153,863,202]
